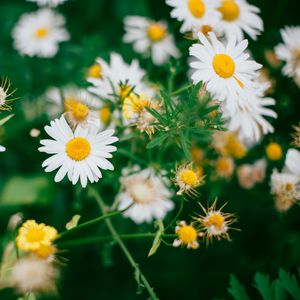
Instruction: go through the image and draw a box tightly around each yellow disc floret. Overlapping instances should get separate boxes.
[188,0,206,18]
[35,28,49,39]
[147,24,166,42]
[213,54,235,78]
[205,213,225,229]
[180,170,198,187]
[16,220,57,252]
[266,143,282,161]
[219,0,240,21]
[176,225,198,244]
[99,107,111,124]
[64,98,90,122]
[34,244,56,259]
[87,64,102,79]
[66,137,91,161]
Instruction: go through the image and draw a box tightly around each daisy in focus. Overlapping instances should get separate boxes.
[189,32,262,102]
[88,53,153,101]
[122,92,160,135]
[275,26,300,87]
[26,0,68,6]
[194,200,236,244]
[38,116,118,188]
[174,162,204,195]
[123,16,180,65]
[166,0,221,33]
[117,167,174,224]
[12,9,69,58]
[173,221,201,249]
[16,220,57,252]
[217,0,263,41]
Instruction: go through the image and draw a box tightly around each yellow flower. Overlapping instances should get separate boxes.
[87,63,102,79]
[173,221,201,249]
[194,200,237,244]
[174,163,205,195]
[266,143,282,161]
[16,220,58,252]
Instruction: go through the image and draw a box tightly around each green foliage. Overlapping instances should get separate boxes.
[228,269,300,300]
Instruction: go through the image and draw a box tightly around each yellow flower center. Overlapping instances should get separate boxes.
[213,54,235,78]
[205,213,224,229]
[147,24,166,42]
[219,0,240,21]
[180,169,198,186]
[266,143,282,161]
[285,182,294,192]
[26,228,45,243]
[66,137,91,161]
[188,0,206,18]
[99,107,111,124]
[225,133,246,159]
[200,25,213,35]
[87,64,102,78]
[35,28,49,39]
[177,225,198,244]
[65,98,90,122]
[216,157,231,172]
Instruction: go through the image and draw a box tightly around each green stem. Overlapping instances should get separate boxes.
[57,210,121,240]
[89,187,159,300]
[170,83,193,96]
[165,197,184,231]
[56,233,176,248]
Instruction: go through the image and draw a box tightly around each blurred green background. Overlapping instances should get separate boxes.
[1,0,300,299]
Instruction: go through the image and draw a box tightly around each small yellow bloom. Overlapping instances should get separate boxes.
[266,143,282,161]
[173,221,200,249]
[87,63,102,79]
[34,244,57,259]
[16,220,58,252]
[174,163,205,195]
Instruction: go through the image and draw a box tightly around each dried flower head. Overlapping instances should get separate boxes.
[173,221,202,249]
[194,200,237,244]
[291,123,300,148]
[0,78,17,111]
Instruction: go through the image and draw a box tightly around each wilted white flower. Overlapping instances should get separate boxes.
[166,0,221,33]
[11,256,58,293]
[217,0,263,41]
[117,167,174,224]
[12,9,69,58]
[123,16,180,65]
[173,221,201,249]
[275,26,300,87]
[39,116,118,188]
[189,32,261,102]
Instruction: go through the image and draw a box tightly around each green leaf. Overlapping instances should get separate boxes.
[146,133,169,149]
[148,220,164,257]
[228,274,250,300]
[279,269,300,300]
[253,273,274,300]
[272,279,287,300]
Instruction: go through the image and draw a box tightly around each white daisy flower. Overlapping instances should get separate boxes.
[0,145,5,152]
[271,169,300,212]
[217,0,263,41]
[38,116,118,188]
[117,167,174,224]
[189,32,262,102]
[284,148,300,177]
[12,9,69,58]
[222,82,277,144]
[88,53,153,102]
[26,0,68,7]
[11,256,58,293]
[275,26,300,87]
[123,16,180,65]
[166,0,221,33]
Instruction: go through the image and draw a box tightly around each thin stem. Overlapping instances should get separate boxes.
[56,233,176,248]
[57,210,121,240]
[89,187,159,300]
[165,197,185,231]
[170,83,193,96]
